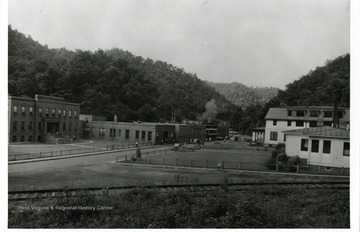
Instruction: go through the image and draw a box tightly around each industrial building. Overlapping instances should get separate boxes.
[8,95,81,143]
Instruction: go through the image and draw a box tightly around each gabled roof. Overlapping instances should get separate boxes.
[264,108,288,120]
[283,126,349,139]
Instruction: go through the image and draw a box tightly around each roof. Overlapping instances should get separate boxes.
[283,126,349,139]
[252,127,265,132]
[264,108,288,120]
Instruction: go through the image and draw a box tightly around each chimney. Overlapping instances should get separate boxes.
[333,101,339,128]
[114,114,118,122]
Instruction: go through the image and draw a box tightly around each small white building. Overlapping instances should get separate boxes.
[283,126,349,168]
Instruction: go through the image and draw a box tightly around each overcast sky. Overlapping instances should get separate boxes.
[8,0,349,88]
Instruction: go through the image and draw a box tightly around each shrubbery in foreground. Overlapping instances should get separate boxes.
[8,188,349,228]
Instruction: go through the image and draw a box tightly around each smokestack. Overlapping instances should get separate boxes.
[114,114,118,122]
[333,101,339,128]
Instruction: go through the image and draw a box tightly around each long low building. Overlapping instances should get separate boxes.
[82,118,211,145]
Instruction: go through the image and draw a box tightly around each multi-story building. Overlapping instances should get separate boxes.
[264,106,349,146]
[8,95,80,143]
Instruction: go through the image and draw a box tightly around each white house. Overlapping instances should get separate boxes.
[264,106,349,146]
[283,126,349,168]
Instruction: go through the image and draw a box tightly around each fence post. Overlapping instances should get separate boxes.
[222,161,224,169]
[190,160,193,167]
[297,165,299,173]
[78,149,80,154]
[70,150,72,155]
[28,153,30,159]
[125,155,127,163]
[276,163,278,172]
[107,145,109,150]
[341,167,344,175]
[14,154,16,160]
[257,163,259,171]
[238,162,241,170]
[51,151,53,157]
[149,158,152,164]
[176,159,178,166]
[318,166,321,174]
[39,152,42,158]
[206,160,208,168]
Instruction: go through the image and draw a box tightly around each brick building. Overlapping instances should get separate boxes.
[8,95,81,143]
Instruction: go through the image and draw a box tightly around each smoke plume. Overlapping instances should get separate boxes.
[202,99,217,122]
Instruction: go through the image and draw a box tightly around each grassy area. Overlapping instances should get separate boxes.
[8,163,348,191]
[8,187,349,228]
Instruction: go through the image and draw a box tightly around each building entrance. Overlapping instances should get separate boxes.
[47,122,60,133]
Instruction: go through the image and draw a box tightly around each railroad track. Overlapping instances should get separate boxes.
[8,181,349,201]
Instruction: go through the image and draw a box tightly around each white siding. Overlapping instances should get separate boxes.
[264,120,306,146]
[285,134,350,168]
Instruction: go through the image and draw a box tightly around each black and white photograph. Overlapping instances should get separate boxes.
[2,0,359,229]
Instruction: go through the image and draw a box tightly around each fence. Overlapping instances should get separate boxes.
[9,142,154,161]
[116,148,172,163]
[118,156,350,176]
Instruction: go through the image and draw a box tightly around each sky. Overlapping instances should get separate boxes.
[8,0,350,89]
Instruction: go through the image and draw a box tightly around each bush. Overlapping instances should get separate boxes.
[277,153,289,165]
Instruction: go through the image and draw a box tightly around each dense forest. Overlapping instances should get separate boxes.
[206,82,279,108]
[8,26,350,134]
[8,26,238,124]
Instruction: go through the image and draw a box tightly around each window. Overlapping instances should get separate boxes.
[38,122,42,130]
[52,108,55,117]
[324,111,333,118]
[118,129,121,136]
[58,109,61,117]
[309,121,317,127]
[20,135,25,142]
[141,131,146,140]
[63,123,66,131]
[283,135,286,142]
[287,121,291,127]
[301,139,308,151]
[21,121,25,131]
[296,110,305,117]
[29,107,33,116]
[324,121,332,127]
[273,120,277,126]
[148,131,152,141]
[69,110,72,118]
[296,121,304,127]
[63,109,66,118]
[69,123,72,131]
[343,142,350,156]
[38,135,41,142]
[338,111,344,118]
[74,110,78,119]
[310,111,319,117]
[12,136,17,142]
[270,132,278,141]
[99,128,105,136]
[45,108,49,117]
[311,140,319,153]
[287,110,292,116]
[28,135,32,142]
[13,105,18,115]
[39,107,42,116]
[29,121,32,130]
[323,140,331,154]
[110,128,115,137]
[135,130,139,139]
[21,106,26,116]
[13,121,17,130]
[125,130,130,139]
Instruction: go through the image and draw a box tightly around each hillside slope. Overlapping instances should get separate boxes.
[206,81,279,108]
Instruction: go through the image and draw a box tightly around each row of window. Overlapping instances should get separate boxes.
[300,139,350,156]
[287,110,344,118]
[12,121,77,132]
[95,128,153,141]
[11,135,42,142]
[272,120,332,127]
[13,106,78,119]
